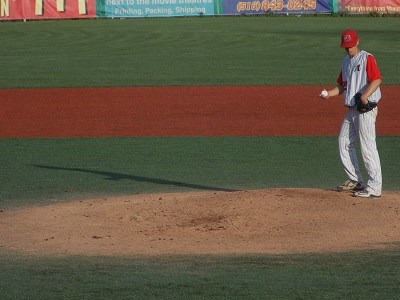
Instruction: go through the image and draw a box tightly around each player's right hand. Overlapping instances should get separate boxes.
[319,89,329,100]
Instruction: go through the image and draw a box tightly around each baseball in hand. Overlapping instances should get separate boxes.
[321,89,328,98]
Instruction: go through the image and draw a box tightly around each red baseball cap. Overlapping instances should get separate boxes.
[340,29,358,48]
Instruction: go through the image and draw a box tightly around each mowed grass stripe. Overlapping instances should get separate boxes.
[1,251,400,299]
[0,16,399,88]
[1,136,399,209]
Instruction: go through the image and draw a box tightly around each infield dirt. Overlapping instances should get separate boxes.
[1,86,399,137]
[1,188,399,256]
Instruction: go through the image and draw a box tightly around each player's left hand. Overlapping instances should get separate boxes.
[354,92,377,113]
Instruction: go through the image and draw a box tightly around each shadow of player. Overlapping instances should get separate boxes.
[32,164,239,193]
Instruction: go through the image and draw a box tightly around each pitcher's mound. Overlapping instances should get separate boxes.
[1,189,399,256]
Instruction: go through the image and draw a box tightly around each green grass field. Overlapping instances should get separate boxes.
[1,16,399,88]
[1,16,400,299]
[1,136,400,209]
[1,251,400,299]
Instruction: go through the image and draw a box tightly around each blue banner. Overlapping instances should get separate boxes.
[222,0,332,15]
[102,0,215,18]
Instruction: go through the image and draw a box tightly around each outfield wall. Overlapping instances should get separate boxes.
[0,0,97,20]
[0,0,399,20]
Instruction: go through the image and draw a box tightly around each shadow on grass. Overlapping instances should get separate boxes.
[32,164,239,193]
[1,248,400,299]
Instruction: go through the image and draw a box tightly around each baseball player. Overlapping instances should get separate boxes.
[319,29,382,198]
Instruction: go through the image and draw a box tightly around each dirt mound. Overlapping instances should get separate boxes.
[1,189,399,256]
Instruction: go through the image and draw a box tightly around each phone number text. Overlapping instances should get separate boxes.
[237,0,317,12]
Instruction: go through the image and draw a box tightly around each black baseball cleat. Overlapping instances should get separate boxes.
[336,179,364,192]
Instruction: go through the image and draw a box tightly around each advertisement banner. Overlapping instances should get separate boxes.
[222,0,332,15]
[98,0,215,18]
[0,0,96,20]
[339,0,400,14]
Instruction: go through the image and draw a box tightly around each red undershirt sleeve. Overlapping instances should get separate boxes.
[366,55,382,82]
[337,71,343,85]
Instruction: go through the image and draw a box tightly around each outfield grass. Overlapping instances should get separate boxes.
[0,16,399,88]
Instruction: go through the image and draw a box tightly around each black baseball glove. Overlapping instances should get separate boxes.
[354,93,377,113]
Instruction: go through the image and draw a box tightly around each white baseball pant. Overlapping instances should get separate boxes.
[338,107,382,195]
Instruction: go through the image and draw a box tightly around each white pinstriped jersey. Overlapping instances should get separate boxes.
[337,50,382,107]
[336,49,383,195]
